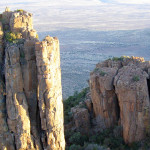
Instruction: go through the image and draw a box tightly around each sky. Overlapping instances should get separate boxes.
[0,0,150,31]
[106,0,150,4]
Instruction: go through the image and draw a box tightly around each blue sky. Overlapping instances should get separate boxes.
[0,0,150,31]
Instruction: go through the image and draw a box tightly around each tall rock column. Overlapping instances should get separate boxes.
[5,45,36,149]
[35,36,65,150]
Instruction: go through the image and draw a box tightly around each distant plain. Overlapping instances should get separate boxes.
[39,29,150,98]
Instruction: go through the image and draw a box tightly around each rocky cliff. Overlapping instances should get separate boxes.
[91,57,150,144]
[65,56,150,149]
[0,8,65,150]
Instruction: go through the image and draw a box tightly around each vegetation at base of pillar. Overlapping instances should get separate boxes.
[64,88,150,150]
[65,125,142,150]
[63,87,89,124]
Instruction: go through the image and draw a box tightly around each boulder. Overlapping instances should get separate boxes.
[71,106,91,135]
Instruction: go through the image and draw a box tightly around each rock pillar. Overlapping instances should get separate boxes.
[35,36,65,150]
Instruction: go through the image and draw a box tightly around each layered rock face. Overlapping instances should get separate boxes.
[0,8,65,150]
[90,57,150,144]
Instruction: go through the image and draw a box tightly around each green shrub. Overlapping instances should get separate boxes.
[99,70,106,76]
[65,126,142,150]
[69,144,82,150]
[5,32,22,43]
[132,75,140,82]
[69,132,88,146]
[89,128,127,149]
[112,57,123,61]
[16,9,24,13]
[94,68,107,76]
[107,56,130,61]
[129,142,140,150]
[94,68,99,72]
[84,144,106,150]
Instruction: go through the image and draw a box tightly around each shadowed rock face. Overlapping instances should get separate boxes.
[0,8,65,150]
[5,45,35,149]
[90,67,119,130]
[90,57,150,144]
[0,18,15,150]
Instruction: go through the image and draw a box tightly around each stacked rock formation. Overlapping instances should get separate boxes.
[90,56,150,144]
[0,8,65,150]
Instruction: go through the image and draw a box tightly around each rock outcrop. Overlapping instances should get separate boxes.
[89,56,150,144]
[0,8,65,150]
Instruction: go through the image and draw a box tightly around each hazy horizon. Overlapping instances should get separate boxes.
[0,0,150,32]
